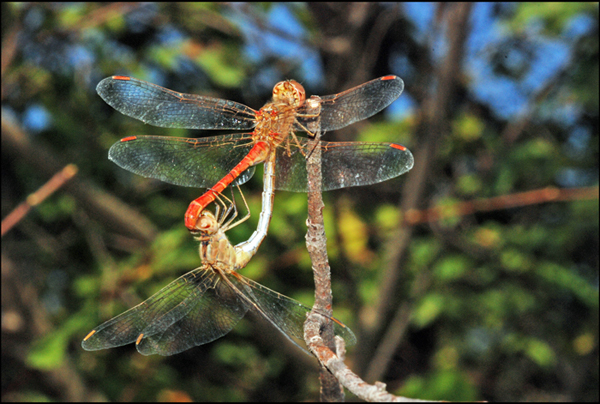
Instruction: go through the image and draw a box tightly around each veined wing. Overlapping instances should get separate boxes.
[97,76,258,130]
[82,267,249,356]
[224,271,357,354]
[295,76,404,132]
[274,138,414,192]
[108,134,258,188]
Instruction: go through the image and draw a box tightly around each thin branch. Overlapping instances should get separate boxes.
[304,316,436,402]
[304,95,344,401]
[403,186,599,226]
[1,112,157,241]
[302,95,436,401]
[2,164,78,236]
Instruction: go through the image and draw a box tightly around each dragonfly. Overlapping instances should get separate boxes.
[82,194,356,356]
[99,75,414,231]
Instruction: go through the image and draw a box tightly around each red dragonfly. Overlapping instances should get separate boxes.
[99,76,413,230]
[82,195,356,355]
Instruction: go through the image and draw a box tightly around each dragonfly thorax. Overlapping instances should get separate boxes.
[193,211,235,268]
[195,210,253,273]
[251,80,306,147]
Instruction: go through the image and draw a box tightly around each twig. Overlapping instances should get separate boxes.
[304,95,344,400]
[304,318,434,402]
[2,112,157,241]
[403,186,599,226]
[302,96,432,401]
[2,164,78,236]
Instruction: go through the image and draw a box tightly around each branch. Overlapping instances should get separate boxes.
[304,316,435,402]
[403,186,599,226]
[1,111,157,242]
[2,164,78,236]
[304,95,344,401]
[302,98,434,401]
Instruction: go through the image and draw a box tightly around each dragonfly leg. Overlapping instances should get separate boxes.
[185,141,270,231]
[215,185,250,232]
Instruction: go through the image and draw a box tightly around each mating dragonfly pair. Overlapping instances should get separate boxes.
[82,75,414,356]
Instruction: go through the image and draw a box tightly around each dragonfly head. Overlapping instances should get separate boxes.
[272,80,306,108]
[190,210,219,240]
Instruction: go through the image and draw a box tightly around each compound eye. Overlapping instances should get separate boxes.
[273,81,287,96]
[273,80,306,107]
[288,80,306,104]
[196,212,218,234]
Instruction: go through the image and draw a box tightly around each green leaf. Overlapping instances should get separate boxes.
[525,338,556,367]
[398,370,478,401]
[413,293,445,327]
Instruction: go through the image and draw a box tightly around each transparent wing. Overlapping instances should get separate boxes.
[274,138,414,192]
[97,76,258,130]
[295,76,404,131]
[82,267,249,356]
[108,134,257,188]
[225,271,357,352]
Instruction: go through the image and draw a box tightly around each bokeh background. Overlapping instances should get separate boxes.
[2,3,598,401]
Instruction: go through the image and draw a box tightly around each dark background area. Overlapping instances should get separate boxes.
[2,3,598,401]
